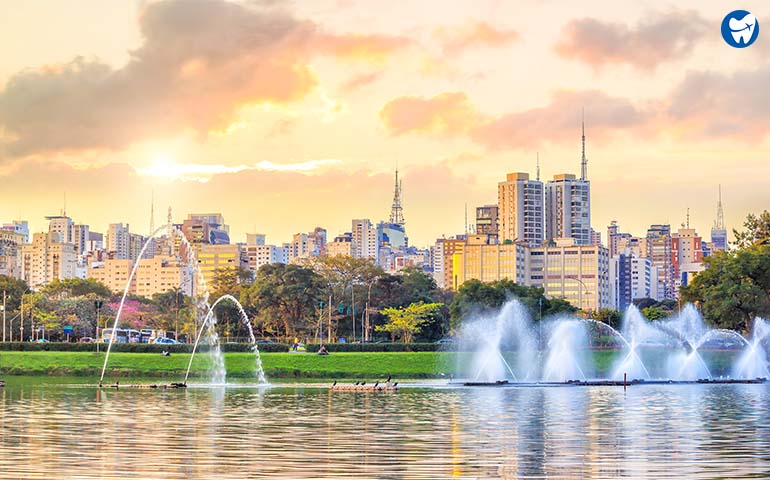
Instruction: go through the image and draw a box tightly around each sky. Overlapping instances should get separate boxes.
[0,0,769,247]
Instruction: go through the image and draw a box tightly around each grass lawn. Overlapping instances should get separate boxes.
[0,351,450,380]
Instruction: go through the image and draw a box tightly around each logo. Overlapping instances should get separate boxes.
[721,10,759,48]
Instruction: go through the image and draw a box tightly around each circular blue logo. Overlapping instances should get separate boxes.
[721,10,759,48]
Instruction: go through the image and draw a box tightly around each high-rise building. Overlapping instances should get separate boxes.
[327,233,354,257]
[450,235,528,290]
[88,255,191,297]
[2,220,29,243]
[20,232,77,289]
[711,186,728,251]
[630,255,658,301]
[475,205,499,237]
[0,229,23,278]
[643,224,674,300]
[497,172,544,246]
[609,253,632,310]
[528,238,611,311]
[194,243,247,293]
[433,236,466,289]
[128,232,148,261]
[545,119,592,245]
[607,221,632,257]
[46,215,74,244]
[181,213,230,245]
[106,223,130,259]
[352,219,378,261]
[244,234,282,272]
[545,174,591,245]
[71,224,90,257]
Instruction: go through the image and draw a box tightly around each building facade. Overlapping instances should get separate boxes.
[545,174,591,245]
[497,172,544,246]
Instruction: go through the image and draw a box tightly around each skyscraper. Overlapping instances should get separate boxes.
[497,172,544,246]
[644,224,675,300]
[352,219,378,261]
[711,186,728,251]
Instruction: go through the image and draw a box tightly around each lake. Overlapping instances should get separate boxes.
[1,379,769,478]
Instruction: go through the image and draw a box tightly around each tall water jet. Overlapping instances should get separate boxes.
[184,294,266,385]
[733,317,770,379]
[660,304,712,380]
[542,319,590,382]
[456,299,535,382]
[610,306,652,380]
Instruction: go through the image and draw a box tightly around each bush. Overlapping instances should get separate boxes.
[304,342,448,353]
[0,342,290,353]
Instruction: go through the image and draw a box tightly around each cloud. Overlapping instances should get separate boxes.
[136,158,343,182]
[434,22,520,54]
[0,0,409,157]
[665,67,770,140]
[554,11,709,69]
[472,90,648,149]
[341,71,382,92]
[380,90,647,148]
[379,92,481,137]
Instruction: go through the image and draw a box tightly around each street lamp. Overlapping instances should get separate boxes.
[565,277,590,313]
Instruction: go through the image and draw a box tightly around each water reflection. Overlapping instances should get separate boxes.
[0,381,769,478]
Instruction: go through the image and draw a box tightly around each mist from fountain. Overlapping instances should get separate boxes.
[733,317,770,379]
[457,299,535,382]
[542,319,590,382]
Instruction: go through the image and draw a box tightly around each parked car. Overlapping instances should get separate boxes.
[79,337,95,343]
[435,338,458,344]
[153,337,180,345]
[255,339,276,345]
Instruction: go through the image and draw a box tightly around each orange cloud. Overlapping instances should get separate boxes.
[0,0,411,158]
[379,92,481,137]
[434,22,520,54]
[315,33,412,62]
[554,11,708,70]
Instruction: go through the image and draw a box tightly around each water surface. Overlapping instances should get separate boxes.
[1,379,769,479]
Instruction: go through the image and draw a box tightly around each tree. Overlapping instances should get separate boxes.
[590,309,622,330]
[377,302,443,343]
[681,246,770,332]
[733,210,770,249]
[42,278,111,300]
[241,263,326,341]
[0,275,28,311]
[449,279,577,329]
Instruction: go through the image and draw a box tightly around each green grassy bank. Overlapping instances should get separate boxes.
[0,351,452,380]
[0,349,738,380]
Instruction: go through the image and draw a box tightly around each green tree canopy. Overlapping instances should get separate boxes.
[42,278,111,300]
[449,279,577,329]
[376,302,443,343]
[0,274,28,311]
[241,263,326,340]
[733,210,770,249]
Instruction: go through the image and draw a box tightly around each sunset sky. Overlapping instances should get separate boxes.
[1,0,769,246]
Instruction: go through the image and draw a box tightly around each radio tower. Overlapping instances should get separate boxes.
[389,168,405,226]
[580,109,588,181]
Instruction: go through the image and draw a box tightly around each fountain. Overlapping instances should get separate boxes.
[733,317,770,379]
[99,221,263,388]
[453,299,770,386]
[456,299,535,383]
[184,294,267,386]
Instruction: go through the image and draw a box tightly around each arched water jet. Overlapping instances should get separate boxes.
[100,223,200,384]
[183,294,267,385]
[733,317,770,379]
[542,320,589,382]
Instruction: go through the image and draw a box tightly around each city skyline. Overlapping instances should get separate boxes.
[1,1,769,246]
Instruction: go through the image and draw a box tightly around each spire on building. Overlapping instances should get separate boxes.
[714,185,725,230]
[536,152,540,181]
[149,190,155,235]
[389,168,405,226]
[167,206,173,229]
[686,207,690,229]
[580,109,587,181]
[63,192,67,217]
